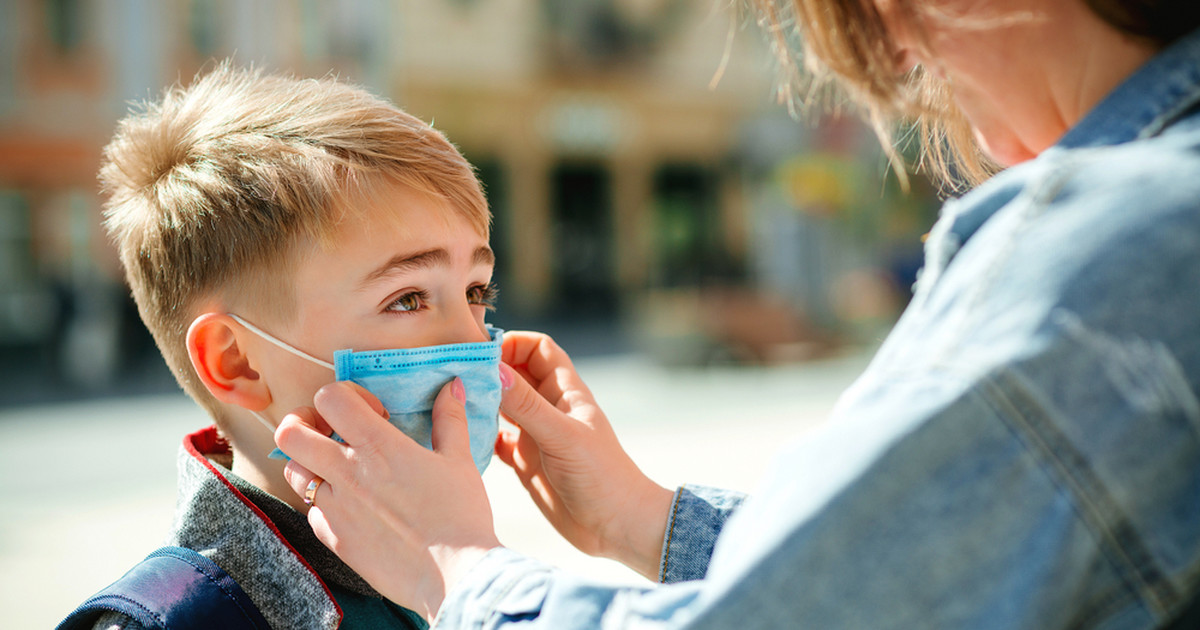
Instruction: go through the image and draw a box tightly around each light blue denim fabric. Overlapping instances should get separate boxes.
[657,485,746,584]
[434,29,1200,630]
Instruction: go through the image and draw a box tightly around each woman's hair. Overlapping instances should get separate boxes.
[101,61,489,410]
[748,0,1200,191]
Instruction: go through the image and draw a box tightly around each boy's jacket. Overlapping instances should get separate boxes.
[81,426,425,629]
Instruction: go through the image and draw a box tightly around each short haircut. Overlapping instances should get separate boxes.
[748,0,1199,191]
[100,62,489,413]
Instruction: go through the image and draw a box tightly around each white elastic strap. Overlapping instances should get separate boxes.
[250,409,277,434]
[227,313,335,371]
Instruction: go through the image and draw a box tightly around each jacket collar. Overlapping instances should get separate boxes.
[168,426,341,630]
[1058,27,1200,149]
[929,27,1200,260]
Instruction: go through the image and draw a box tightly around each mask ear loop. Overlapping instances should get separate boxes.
[226,313,335,370]
[250,410,279,433]
[225,313,336,450]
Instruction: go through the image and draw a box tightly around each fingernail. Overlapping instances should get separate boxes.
[498,363,515,391]
[451,377,466,404]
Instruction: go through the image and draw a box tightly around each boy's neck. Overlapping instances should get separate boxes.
[223,417,311,514]
[232,454,309,513]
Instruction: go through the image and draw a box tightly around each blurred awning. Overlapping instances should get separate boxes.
[0,136,102,188]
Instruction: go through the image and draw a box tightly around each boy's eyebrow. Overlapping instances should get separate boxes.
[360,246,495,288]
[473,246,495,267]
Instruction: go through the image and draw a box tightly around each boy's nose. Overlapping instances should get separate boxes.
[441,302,491,345]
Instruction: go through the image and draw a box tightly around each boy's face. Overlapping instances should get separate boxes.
[249,178,495,421]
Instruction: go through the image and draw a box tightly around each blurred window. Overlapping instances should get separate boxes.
[0,191,56,344]
[299,0,390,92]
[652,163,732,286]
[189,0,223,57]
[550,162,616,315]
[46,0,84,54]
[0,1,14,112]
[0,191,33,288]
[540,0,689,71]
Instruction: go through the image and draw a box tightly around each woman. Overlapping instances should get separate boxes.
[276,0,1200,627]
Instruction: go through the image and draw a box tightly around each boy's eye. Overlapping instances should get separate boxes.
[467,282,498,310]
[386,290,427,313]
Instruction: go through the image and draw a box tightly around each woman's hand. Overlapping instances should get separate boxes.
[276,379,500,620]
[496,331,674,580]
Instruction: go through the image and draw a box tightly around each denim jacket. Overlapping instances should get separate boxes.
[435,28,1200,630]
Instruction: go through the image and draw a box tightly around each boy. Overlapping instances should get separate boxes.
[59,63,499,629]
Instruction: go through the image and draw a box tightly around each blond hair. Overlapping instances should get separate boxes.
[748,0,999,191]
[749,0,1199,190]
[100,62,489,413]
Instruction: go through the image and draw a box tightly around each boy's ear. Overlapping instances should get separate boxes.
[187,313,271,410]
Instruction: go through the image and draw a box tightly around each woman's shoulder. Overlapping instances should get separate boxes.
[936,126,1200,272]
[966,129,1200,281]
[968,119,1200,221]
[1059,126,1200,207]
[913,130,1200,360]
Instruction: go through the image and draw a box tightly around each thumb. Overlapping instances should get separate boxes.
[499,364,580,453]
[431,377,472,460]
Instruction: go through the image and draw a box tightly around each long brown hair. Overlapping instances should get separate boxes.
[749,0,1199,191]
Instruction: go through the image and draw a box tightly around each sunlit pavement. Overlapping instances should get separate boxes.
[1,349,871,628]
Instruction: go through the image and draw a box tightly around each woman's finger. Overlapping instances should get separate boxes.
[495,424,558,512]
[430,377,472,462]
[493,425,521,469]
[503,332,600,414]
[310,380,397,449]
[345,381,390,420]
[276,408,352,483]
[502,332,593,406]
[498,366,587,456]
[500,329,543,366]
[280,404,336,437]
[282,458,317,496]
[305,504,336,547]
[494,423,544,488]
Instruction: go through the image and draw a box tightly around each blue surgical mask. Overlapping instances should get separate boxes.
[229,314,503,473]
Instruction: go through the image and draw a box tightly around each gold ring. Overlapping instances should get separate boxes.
[304,478,323,506]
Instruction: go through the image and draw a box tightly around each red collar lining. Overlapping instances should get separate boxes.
[183,425,343,624]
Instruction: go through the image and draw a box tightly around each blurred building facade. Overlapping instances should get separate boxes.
[0,0,935,399]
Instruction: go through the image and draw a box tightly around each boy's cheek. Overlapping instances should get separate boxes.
[268,363,338,411]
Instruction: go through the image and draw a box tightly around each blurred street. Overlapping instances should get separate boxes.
[0,4,928,626]
[0,347,871,629]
